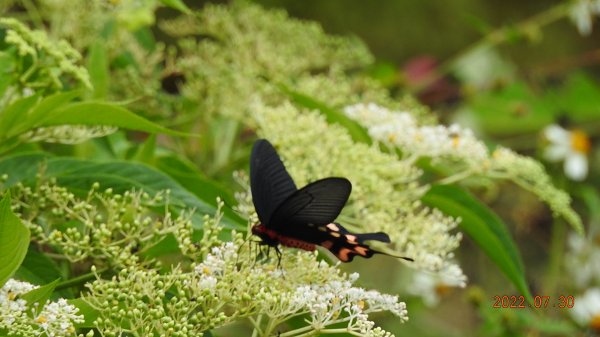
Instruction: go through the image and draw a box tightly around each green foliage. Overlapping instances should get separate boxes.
[422,185,532,304]
[0,192,30,287]
[21,279,61,314]
[0,1,596,336]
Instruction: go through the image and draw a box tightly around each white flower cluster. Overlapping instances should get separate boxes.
[566,230,600,288]
[191,240,408,336]
[566,227,600,329]
[0,279,83,337]
[571,288,600,329]
[0,279,36,325]
[194,242,238,291]
[569,0,600,35]
[21,125,118,144]
[292,276,407,332]
[344,103,488,165]
[343,102,583,234]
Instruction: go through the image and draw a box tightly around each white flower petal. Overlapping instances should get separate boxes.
[564,152,588,180]
[544,124,570,144]
[544,144,569,161]
[571,288,600,325]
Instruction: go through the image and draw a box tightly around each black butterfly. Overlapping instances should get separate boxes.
[250,139,412,263]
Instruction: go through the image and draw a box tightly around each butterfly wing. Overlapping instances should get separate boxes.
[315,222,413,262]
[250,139,297,226]
[268,177,351,229]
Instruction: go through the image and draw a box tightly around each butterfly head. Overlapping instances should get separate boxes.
[251,223,278,246]
[251,223,267,236]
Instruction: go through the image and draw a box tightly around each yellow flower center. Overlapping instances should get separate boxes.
[570,130,591,154]
[36,316,47,324]
[451,135,460,148]
[435,284,453,297]
[7,291,15,300]
[591,313,600,331]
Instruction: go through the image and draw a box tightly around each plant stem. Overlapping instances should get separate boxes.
[542,219,567,296]
[251,314,264,337]
[55,268,108,291]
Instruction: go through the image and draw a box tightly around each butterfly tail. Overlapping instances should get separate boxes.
[352,231,391,244]
[323,223,413,262]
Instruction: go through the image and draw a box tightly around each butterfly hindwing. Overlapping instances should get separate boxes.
[250,139,297,226]
[268,177,351,230]
[305,222,391,262]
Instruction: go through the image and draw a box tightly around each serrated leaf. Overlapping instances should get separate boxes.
[281,87,372,145]
[422,184,532,304]
[21,278,61,314]
[0,192,30,287]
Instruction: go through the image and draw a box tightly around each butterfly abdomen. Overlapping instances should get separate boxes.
[276,236,316,251]
[252,223,316,251]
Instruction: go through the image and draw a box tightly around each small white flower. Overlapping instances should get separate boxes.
[344,103,488,163]
[198,276,218,291]
[566,229,600,288]
[543,124,591,181]
[569,0,600,35]
[571,288,600,330]
[407,263,466,306]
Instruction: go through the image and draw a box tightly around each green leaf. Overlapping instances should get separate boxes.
[133,134,156,164]
[553,72,600,122]
[0,49,17,96]
[155,155,245,226]
[422,184,532,303]
[281,87,372,145]
[159,0,192,13]
[0,154,245,230]
[35,101,190,137]
[25,91,82,129]
[0,94,39,137]
[468,82,555,136]
[87,41,109,99]
[0,192,30,288]
[15,248,64,289]
[69,298,100,328]
[21,278,61,313]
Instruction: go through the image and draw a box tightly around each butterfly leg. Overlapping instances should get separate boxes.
[274,246,283,269]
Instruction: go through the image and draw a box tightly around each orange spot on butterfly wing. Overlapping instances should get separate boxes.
[320,240,334,249]
[344,234,358,244]
[353,246,370,256]
[335,247,355,262]
[326,223,340,231]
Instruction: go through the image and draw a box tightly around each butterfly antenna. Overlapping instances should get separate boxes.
[220,198,246,219]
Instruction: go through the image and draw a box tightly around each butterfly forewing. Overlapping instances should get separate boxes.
[269,177,351,229]
[250,139,298,226]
